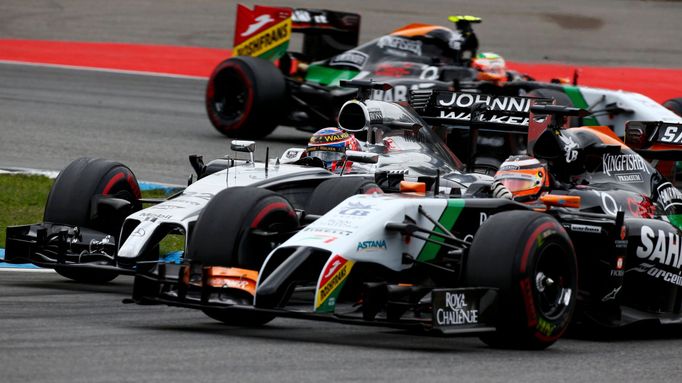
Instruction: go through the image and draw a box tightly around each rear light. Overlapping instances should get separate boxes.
[616,256,624,270]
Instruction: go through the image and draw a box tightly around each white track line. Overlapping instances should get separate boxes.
[0,268,54,273]
[0,59,207,80]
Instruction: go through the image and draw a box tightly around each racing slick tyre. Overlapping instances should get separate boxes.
[663,97,682,116]
[44,157,142,283]
[465,210,577,349]
[189,187,299,326]
[205,56,286,138]
[306,177,382,216]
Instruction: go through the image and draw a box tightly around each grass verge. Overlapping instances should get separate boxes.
[0,174,180,255]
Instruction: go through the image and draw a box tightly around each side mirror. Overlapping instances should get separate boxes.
[231,140,256,153]
[345,150,379,164]
[231,140,256,163]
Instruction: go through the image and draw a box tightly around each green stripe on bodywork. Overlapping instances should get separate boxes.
[305,65,359,86]
[417,199,465,262]
[259,43,289,61]
[668,214,682,231]
[562,86,599,125]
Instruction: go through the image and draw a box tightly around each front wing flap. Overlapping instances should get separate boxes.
[131,260,498,335]
[3,223,127,273]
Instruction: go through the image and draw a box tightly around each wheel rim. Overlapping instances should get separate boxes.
[533,242,575,320]
[213,70,249,124]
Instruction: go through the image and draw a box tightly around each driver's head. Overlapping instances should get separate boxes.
[306,127,361,169]
[471,52,507,83]
[424,27,465,64]
[494,155,549,202]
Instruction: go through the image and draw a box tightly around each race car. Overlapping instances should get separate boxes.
[132,89,682,350]
[3,81,499,283]
[206,4,682,145]
[206,5,487,138]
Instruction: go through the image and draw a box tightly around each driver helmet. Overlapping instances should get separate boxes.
[471,52,507,82]
[494,155,549,201]
[306,127,361,169]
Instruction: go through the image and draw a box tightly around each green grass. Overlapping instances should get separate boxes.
[0,174,53,247]
[0,174,182,255]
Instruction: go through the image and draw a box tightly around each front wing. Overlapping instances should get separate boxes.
[130,261,499,335]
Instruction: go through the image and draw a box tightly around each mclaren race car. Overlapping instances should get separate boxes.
[206,4,682,146]
[132,89,682,350]
[3,82,498,283]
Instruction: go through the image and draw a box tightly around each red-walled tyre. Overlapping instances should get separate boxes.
[45,157,142,283]
[205,56,286,138]
[465,210,577,349]
[189,187,299,326]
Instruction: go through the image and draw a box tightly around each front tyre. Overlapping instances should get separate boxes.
[465,210,577,349]
[189,187,299,326]
[45,157,141,283]
[306,177,382,215]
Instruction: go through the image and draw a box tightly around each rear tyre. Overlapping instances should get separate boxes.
[465,210,577,349]
[189,187,299,326]
[205,56,286,138]
[45,157,142,283]
[306,177,382,215]
[663,97,682,116]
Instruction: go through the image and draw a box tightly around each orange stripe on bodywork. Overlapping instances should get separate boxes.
[206,267,259,296]
[399,181,427,194]
[391,24,448,37]
[540,194,581,209]
[647,143,682,151]
[583,125,624,142]
[570,126,628,148]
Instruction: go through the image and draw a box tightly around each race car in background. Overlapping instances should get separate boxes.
[206,4,682,145]
[206,5,487,138]
[134,89,682,349]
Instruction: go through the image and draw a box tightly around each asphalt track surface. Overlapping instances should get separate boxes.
[3,272,682,383]
[0,61,306,183]
[2,1,682,382]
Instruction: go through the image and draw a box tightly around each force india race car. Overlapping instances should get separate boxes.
[131,89,682,349]
[3,82,497,283]
[206,4,682,143]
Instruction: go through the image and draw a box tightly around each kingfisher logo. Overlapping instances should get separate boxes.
[356,239,387,252]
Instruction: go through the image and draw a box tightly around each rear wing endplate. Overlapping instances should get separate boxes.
[625,121,682,160]
[233,4,360,62]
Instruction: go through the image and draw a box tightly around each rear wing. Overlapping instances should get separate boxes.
[233,4,360,61]
[291,8,361,61]
[409,90,551,134]
[625,121,682,160]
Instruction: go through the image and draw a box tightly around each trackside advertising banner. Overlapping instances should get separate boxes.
[233,4,292,60]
